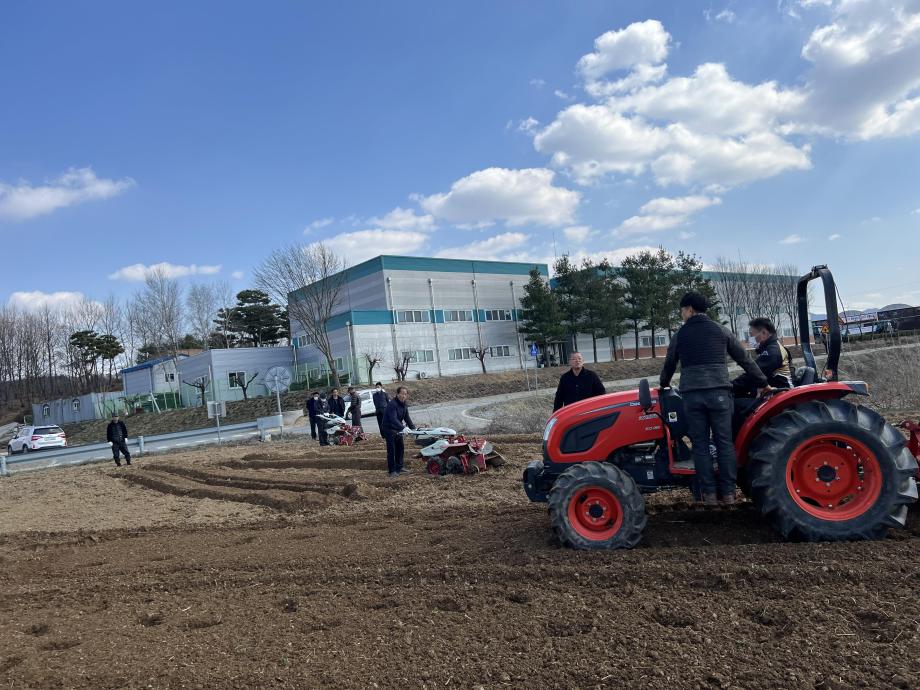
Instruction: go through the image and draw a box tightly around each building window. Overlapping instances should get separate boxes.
[448,347,475,361]
[402,350,434,363]
[228,371,246,389]
[490,345,511,358]
[640,335,668,348]
[164,372,175,382]
[396,309,430,324]
[335,357,345,371]
[72,398,81,412]
[295,334,314,348]
[782,327,794,338]
[42,404,50,418]
[484,309,512,321]
[444,309,473,322]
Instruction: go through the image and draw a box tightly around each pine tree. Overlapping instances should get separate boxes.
[518,268,565,361]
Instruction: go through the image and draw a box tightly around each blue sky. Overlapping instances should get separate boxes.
[1,0,919,314]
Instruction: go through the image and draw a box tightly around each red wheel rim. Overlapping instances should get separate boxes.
[426,460,441,476]
[785,434,883,521]
[567,486,623,540]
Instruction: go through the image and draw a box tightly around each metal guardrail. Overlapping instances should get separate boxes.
[0,421,260,476]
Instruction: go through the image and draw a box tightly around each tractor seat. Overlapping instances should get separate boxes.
[793,366,817,387]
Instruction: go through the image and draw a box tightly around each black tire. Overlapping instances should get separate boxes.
[548,462,647,550]
[748,400,918,542]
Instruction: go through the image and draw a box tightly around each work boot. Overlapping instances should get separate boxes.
[388,471,399,478]
[720,493,736,506]
[700,493,718,507]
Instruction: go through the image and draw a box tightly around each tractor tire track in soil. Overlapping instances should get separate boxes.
[2,434,920,688]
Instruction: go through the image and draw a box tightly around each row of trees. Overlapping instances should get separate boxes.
[0,267,289,412]
[520,249,723,360]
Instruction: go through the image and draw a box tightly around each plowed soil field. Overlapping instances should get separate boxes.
[2,434,919,689]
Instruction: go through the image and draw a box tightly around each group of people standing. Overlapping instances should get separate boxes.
[305,382,417,477]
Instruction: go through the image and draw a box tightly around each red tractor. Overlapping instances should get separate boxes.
[524,266,919,549]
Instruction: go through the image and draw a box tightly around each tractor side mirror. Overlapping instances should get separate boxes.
[638,379,652,411]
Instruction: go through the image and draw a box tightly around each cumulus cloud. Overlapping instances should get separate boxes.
[614,195,721,236]
[828,233,842,240]
[780,233,805,244]
[367,206,435,231]
[435,232,529,260]
[563,225,595,242]
[319,229,428,265]
[0,167,134,221]
[304,217,334,233]
[8,290,93,312]
[419,168,580,228]
[517,117,540,134]
[231,270,245,279]
[109,262,222,281]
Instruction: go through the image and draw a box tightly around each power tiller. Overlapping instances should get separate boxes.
[402,427,505,476]
[319,413,366,446]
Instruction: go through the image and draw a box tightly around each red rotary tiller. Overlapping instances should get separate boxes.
[900,421,920,475]
[319,413,366,446]
[404,428,505,476]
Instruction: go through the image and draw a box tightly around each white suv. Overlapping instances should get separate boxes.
[8,425,67,454]
[344,389,380,417]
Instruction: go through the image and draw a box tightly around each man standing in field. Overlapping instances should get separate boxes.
[106,412,131,467]
[553,352,605,411]
[329,388,346,418]
[306,391,320,441]
[347,386,362,429]
[382,386,415,477]
[372,382,389,435]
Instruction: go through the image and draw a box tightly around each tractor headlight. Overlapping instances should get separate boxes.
[543,417,557,442]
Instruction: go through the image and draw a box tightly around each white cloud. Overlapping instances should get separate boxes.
[8,290,92,312]
[828,233,842,240]
[319,229,427,265]
[861,216,882,224]
[530,78,546,88]
[912,208,920,215]
[435,232,529,260]
[517,117,540,135]
[585,63,668,98]
[614,195,721,236]
[367,206,435,231]
[563,225,595,242]
[678,230,697,239]
[419,168,581,228]
[577,20,671,82]
[780,233,805,244]
[109,262,222,281]
[231,270,245,280]
[557,245,663,271]
[554,89,574,101]
[304,217,334,233]
[0,167,134,221]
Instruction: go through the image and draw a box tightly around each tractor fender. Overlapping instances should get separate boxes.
[735,381,869,464]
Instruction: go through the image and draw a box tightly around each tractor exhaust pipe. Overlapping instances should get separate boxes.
[798,265,841,382]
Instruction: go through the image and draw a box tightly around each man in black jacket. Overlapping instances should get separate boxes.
[553,352,605,411]
[733,317,793,395]
[347,387,362,428]
[382,386,415,477]
[372,382,389,435]
[106,413,131,467]
[329,388,346,418]
[316,392,331,446]
[306,391,320,440]
[660,292,767,506]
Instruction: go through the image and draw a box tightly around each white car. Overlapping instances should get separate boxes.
[344,389,381,417]
[8,425,67,454]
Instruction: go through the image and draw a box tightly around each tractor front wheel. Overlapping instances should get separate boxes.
[548,463,646,550]
[748,400,918,541]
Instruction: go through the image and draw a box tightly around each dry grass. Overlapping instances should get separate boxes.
[841,345,920,412]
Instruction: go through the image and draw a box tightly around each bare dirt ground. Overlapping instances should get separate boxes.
[2,432,920,689]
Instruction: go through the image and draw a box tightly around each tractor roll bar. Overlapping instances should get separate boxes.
[797,264,841,381]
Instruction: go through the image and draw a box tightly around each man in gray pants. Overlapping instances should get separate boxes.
[660,292,767,506]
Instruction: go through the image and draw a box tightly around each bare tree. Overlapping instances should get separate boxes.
[776,264,802,344]
[254,242,346,384]
[361,342,386,383]
[391,352,412,382]
[213,280,235,348]
[187,283,219,349]
[140,267,185,359]
[237,371,259,400]
[182,375,210,408]
[471,345,489,374]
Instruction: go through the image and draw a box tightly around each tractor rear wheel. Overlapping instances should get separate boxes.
[748,400,918,541]
[548,462,646,550]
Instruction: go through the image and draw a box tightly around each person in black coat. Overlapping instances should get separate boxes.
[306,391,320,440]
[328,388,346,418]
[316,392,331,446]
[553,352,605,411]
[347,387,362,428]
[106,412,131,467]
[372,382,389,434]
[382,386,415,477]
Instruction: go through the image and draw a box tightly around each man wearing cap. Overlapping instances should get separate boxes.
[106,413,132,467]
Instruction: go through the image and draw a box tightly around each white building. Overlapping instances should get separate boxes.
[176,347,296,406]
[289,256,546,383]
[121,354,187,407]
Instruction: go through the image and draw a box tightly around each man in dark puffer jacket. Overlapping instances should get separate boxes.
[660,292,767,506]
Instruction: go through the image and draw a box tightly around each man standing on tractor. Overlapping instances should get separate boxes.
[660,292,768,506]
[382,385,416,477]
[553,352,605,411]
[733,317,793,395]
